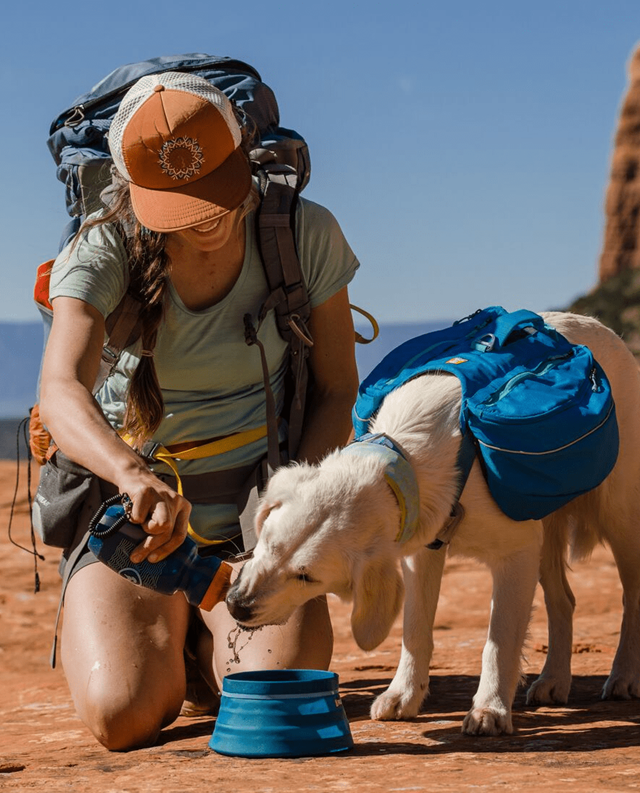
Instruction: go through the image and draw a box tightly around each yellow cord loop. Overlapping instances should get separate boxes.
[121,424,271,544]
[350,303,379,344]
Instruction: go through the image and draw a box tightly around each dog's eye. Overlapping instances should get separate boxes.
[295,572,316,583]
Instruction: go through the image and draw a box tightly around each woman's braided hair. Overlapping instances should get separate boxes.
[77,175,170,448]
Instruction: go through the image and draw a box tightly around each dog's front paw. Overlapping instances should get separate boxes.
[602,672,640,700]
[462,706,513,736]
[526,673,571,705]
[370,686,426,721]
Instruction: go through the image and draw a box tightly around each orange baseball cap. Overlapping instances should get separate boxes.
[109,71,252,232]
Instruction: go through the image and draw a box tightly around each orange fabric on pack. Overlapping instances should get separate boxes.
[34,260,55,310]
[29,404,54,465]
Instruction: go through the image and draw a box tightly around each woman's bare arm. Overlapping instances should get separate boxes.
[296,286,359,463]
[39,296,190,561]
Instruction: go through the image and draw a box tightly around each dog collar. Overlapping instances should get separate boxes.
[343,433,420,544]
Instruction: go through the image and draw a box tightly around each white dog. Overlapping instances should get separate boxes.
[226,312,640,735]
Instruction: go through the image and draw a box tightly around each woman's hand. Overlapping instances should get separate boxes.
[119,475,192,563]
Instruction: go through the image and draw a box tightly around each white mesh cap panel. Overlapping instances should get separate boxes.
[109,71,242,181]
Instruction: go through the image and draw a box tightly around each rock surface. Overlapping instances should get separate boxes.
[600,44,640,282]
[1,460,640,792]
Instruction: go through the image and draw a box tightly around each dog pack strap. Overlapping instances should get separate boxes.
[485,310,544,351]
[94,293,143,394]
[426,431,476,551]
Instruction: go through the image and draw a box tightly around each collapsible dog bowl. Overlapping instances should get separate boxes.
[209,669,353,758]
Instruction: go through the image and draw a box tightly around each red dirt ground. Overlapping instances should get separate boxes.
[1,460,640,792]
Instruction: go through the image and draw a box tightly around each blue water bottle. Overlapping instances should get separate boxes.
[87,498,232,611]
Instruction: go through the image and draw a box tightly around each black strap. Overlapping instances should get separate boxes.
[50,532,90,668]
[254,177,313,462]
[426,432,477,551]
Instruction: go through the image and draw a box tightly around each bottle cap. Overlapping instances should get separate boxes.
[199,561,233,611]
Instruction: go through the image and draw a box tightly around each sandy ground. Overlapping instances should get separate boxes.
[1,460,640,792]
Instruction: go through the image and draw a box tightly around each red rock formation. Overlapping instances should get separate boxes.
[599,45,640,281]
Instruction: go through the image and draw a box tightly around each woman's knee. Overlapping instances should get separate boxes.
[60,563,190,748]
[77,679,184,751]
[208,595,334,682]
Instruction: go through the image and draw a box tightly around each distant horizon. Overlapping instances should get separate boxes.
[0,317,454,422]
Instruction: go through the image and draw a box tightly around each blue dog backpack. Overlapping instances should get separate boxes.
[353,307,619,521]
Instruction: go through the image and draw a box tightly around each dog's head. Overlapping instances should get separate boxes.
[226,451,405,651]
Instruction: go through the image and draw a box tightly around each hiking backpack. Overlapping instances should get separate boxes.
[35,53,375,469]
[353,306,619,521]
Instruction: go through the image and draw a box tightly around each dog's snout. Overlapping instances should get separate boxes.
[228,601,255,623]
[226,580,256,624]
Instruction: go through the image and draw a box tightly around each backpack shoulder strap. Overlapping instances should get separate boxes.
[254,176,312,461]
[94,292,143,394]
[256,177,311,335]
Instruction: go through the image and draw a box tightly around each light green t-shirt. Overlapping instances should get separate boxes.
[50,197,359,543]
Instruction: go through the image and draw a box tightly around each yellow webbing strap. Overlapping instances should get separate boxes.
[121,424,270,545]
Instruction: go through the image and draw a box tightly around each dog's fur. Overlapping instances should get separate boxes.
[226,312,640,735]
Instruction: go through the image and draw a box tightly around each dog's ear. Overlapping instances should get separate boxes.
[350,556,404,651]
[254,499,281,538]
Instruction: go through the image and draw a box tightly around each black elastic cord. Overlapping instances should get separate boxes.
[87,493,132,538]
[7,416,44,593]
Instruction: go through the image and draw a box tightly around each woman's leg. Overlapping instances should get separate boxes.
[199,561,334,689]
[60,561,191,750]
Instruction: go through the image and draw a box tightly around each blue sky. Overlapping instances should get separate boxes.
[2,1,640,324]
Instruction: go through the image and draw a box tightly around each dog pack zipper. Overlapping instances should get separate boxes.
[482,352,576,407]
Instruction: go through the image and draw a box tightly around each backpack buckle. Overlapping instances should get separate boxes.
[100,345,120,370]
[474,333,496,352]
[64,105,86,127]
[139,440,162,461]
[287,314,313,347]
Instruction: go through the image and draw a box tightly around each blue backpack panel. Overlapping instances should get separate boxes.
[353,307,619,521]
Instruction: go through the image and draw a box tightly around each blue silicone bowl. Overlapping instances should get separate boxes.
[209,669,353,758]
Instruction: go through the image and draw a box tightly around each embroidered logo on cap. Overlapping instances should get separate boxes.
[158,137,205,180]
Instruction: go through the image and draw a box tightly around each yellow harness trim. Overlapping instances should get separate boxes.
[384,474,410,543]
[121,423,270,545]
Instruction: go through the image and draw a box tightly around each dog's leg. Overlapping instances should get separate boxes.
[527,520,575,705]
[371,545,447,720]
[602,527,640,699]
[463,543,540,735]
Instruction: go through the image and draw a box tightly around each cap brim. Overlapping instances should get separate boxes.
[129,146,252,233]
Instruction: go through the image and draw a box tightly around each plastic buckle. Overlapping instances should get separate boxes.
[140,440,161,462]
[474,333,496,352]
[101,346,120,369]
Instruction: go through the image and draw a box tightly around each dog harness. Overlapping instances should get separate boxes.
[342,432,476,549]
[342,433,420,544]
